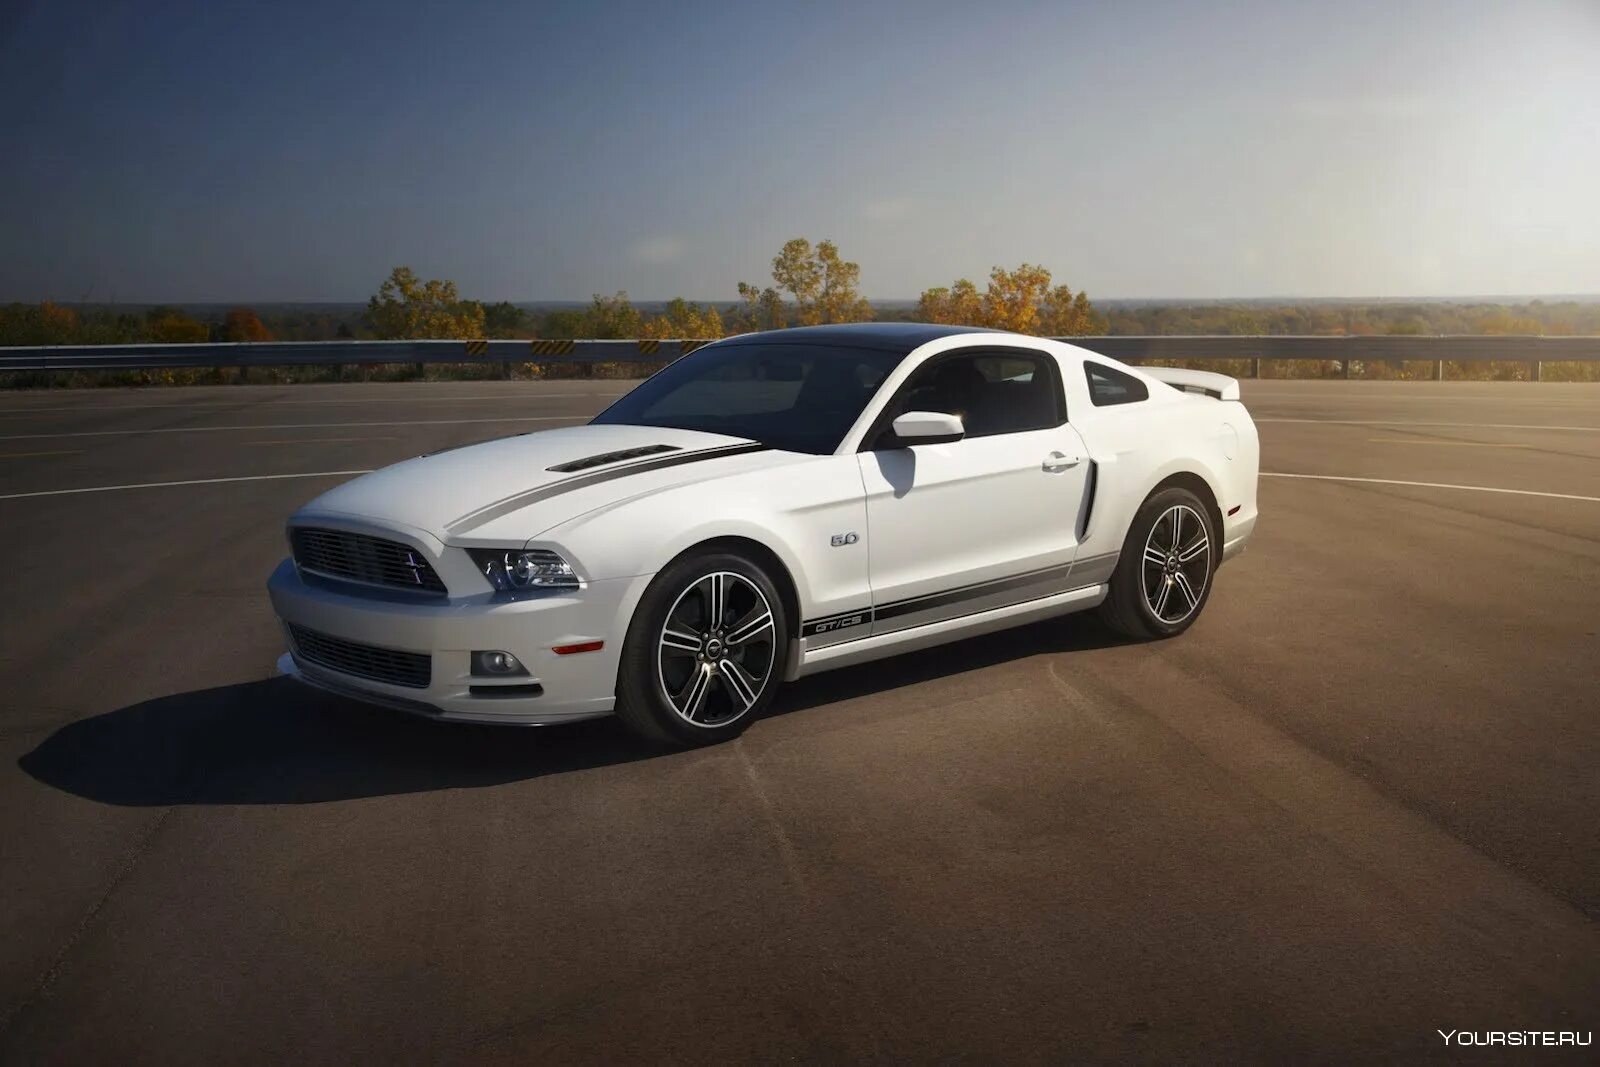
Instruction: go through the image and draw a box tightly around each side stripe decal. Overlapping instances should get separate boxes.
[800,553,1121,645]
[872,562,1075,622]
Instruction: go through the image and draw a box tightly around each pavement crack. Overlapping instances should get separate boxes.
[734,740,811,902]
[0,805,176,1041]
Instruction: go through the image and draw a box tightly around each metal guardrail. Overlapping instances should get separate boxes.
[1,335,1597,376]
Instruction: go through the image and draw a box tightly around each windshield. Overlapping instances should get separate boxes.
[591,342,905,454]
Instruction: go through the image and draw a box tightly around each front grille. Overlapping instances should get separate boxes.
[288,624,431,689]
[290,527,447,595]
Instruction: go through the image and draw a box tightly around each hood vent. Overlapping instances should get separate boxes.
[547,443,680,473]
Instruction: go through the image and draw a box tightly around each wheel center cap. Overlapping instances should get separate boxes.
[1165,556,1178,574]
[705,638,724,657]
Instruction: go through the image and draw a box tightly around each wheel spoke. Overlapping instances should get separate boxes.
[661,627,702,654]
[1169,508,1183,553]
[704,573,726,631]
[719,658,760,710]
[726,606,773,646]
[675,664,712,721]
[1178,534,1209,563]
[1153,577,1172,617]
[1173,571,1199,610]
[1143,545,1167,567]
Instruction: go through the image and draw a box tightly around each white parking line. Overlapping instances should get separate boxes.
[0,469,374,502]
[1244,391,1600,402]
[0,415,587,442]
[1255,418,1600,432]
[0,391,627,415]
[10,465,1593,507]
[1262,472,1600,503]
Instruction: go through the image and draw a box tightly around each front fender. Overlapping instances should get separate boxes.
[536,453,869,626]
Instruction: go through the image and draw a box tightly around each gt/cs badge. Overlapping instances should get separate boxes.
[830,532,860,547]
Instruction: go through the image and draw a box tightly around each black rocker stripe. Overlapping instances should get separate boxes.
[872,562,1076,623]
[801,558,1115,644]
[446,441,769,534]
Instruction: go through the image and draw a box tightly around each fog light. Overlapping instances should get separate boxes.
[472,650,527,676]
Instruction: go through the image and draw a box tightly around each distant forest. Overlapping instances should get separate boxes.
[5,296,1598,350]
[4,234,1596,349]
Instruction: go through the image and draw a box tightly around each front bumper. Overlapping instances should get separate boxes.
[267,557,651,725]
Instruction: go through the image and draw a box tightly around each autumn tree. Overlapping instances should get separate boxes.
[981,264,1053,333]
[732,281,786,332]
[640,298,725,339]
[1040,284,1106,336]
[743,237,873,328]
[364,267,486,339]
[916,264,1103,336]
[578,291,642,338]
[220,307,273,342]
[769,238,821,322]
[916,279,983,326]
[816,240,873,324]
[0,301,82,345]
[144,306,209,343]
[481,302,531,338]
[1474,314,1544,335]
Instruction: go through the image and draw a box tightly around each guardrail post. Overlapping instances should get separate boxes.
[1342,359,1353,380]
[1435,359,1444,381]
[1250,357,1261,379]
[1530,360,1542,382]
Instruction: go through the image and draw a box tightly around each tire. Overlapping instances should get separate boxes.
[1098,486,1219,640]
[614,550,789,746]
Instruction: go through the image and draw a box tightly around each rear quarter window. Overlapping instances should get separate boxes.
[1085,362,1149,406]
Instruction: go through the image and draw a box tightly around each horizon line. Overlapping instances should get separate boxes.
[10,292,1600,307]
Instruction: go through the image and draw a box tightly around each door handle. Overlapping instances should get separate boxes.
[1042,451,1081,472]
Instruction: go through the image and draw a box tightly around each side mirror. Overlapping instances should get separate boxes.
[889,410,965,446]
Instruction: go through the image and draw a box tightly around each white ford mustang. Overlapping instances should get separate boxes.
[269,323,1259,745]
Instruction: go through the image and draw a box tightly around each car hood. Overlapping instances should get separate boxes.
[292,423,797,545]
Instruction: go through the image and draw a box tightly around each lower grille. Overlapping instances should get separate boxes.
[288,624,431,689]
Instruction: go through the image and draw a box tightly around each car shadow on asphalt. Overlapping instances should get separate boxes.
[19,615,1132,807]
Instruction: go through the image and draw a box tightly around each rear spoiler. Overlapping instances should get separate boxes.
[1142,367,1241,402]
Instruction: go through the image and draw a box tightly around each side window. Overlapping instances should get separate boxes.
[888,350,1064,440]
[1085,362,1149,406]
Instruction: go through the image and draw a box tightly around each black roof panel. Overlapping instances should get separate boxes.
[715,322,1002,354]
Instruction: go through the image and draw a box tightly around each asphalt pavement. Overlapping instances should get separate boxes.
[1,378,1597,1062]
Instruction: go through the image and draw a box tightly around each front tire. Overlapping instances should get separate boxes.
[1098,486,1218,640]
[614,550,788,746]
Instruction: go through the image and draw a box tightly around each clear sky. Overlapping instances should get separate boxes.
[1,0,1596,303]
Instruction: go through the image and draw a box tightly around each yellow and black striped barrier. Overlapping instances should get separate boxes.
[637,339,661,355]
[530,339,576,356]
[464,339,489,356]
[679,340,713,355]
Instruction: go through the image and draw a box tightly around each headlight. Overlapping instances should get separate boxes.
[467,548,580,592]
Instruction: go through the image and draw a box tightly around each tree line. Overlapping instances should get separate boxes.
[3,233,1597,347]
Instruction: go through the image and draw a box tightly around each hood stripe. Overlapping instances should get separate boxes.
[546,443,680,473]
[445,441,769,534]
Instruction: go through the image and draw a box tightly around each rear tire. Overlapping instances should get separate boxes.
[614,550,788,747]
[1098,486,1218,640]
